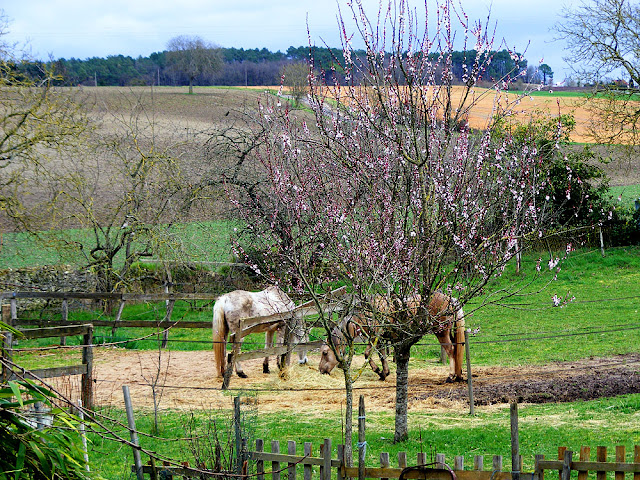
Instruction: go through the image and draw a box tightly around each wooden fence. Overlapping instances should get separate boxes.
[1,323,94,409]
[126,395,640,480]
[132,439,640,480]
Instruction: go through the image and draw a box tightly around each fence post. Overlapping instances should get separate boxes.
[234,397,243,475]
[337,445,345,480]
[596,446,607,480]
[60,299,68,346]
[474,456,484,472]
[615,446,626,480]
[271,441,281,480]
[535,455,545,480]
[634,446,640,480]
[123,385,144,480]
[561,450,572,480]
[493,455,503,474]
[256,439,264,480]
[162,299,175,349]
[288,441,297,480]
[436,453,446,469]
[81,326,94,410]
[112,300,126,336]
[510,401,520,480]
[1,331,12,382]
[380,452,390,480]
[577,446,590,480]
[358,395,366,480]
[76,399,90,472]
[323,439,332,480]
[465,329,474,415]
[303,443,312,480]
[10,297,17,327]
[557,447,566,480]
[455,456,464,470]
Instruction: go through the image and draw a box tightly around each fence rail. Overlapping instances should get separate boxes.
[1,324,94,409]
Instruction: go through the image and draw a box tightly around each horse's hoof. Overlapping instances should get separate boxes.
[237,372,248,379]
[263,366,270,374]
[445,375,463,383]
[298,358,308,365]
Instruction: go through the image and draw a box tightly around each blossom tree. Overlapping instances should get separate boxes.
[230,0,561,446]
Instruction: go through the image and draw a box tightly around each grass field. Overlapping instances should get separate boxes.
[3,86,640,480]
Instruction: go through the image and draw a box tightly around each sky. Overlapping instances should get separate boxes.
[3,0,576,83]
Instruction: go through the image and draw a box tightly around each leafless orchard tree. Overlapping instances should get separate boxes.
[555,0,640,149]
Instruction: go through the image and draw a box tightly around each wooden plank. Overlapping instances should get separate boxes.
[561,450,572,480]
[0,291,220,301]
[597,446,607,480]
[536,461,640,473]
[578,446,591,480]
[235,341,324,362]
[303,443,313,480]
[17,324,93,339]
[250,452,341,468]
[272,441,281,480]
[634,446,640,480]
[380,452,390,480]
[10,364,88,380]
[256,439,264,480]
[342,467,516,480]
[14,319,212,329]
[616,447,626,480]
[558,447,567,480]
[288,441,297,480]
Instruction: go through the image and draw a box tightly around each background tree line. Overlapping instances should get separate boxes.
[8,45,535,88]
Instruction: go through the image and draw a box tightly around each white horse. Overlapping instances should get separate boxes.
[212,286,308,378]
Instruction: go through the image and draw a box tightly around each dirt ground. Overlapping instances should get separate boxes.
[74,348,640,413]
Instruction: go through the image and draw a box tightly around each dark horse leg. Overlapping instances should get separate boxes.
[365,342,390,381]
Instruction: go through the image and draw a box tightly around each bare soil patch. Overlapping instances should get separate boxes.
[84,349,640,412]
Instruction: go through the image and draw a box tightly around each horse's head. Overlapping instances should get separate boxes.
[318,342,339,374]
[318,324,343,374]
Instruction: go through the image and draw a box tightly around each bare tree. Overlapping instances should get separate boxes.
[555,0,640,145]
[166,35,222,94]
[10,90,201,300]
[281,62,309,106]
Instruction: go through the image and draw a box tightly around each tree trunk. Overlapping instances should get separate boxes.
[394,345,411,443]
[343,367,354,463]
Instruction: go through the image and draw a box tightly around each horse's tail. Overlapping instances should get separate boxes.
[212,298,228,378]
[453,306,466,379]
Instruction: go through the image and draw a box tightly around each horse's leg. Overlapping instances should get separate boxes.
[230,334,248,378]
[263,331,273,374]
[435,326,456,383]
[380,345,390,380]
[365,342,387,381]
[452,310,466,381]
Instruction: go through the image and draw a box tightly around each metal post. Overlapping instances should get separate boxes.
[123,385,144,480]
[465,329,475,415]
[510,401,520,480]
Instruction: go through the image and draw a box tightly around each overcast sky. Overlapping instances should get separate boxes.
[3,0,576,82]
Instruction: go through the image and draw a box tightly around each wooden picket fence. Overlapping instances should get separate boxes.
[133,441,640,480]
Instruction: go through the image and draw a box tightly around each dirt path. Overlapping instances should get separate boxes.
[79,349,640,413]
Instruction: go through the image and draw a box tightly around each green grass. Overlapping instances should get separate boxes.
[84,394,640,479]
[609,185,640,207]
[0,220,237,269]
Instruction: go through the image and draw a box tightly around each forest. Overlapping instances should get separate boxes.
[20,45,533,87]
